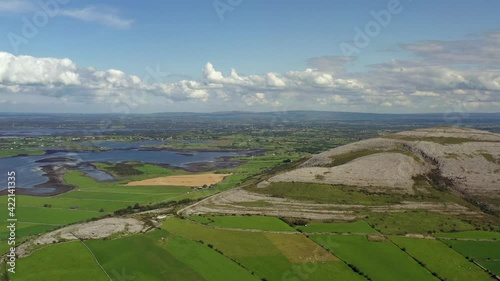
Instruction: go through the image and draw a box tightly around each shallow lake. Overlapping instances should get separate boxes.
[0,148,243,194]
[78,140,164,149]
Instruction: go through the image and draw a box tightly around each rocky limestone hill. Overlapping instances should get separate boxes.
[181,127,500,221]
[270,127,500,199]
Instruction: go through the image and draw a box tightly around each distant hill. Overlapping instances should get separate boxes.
[2,110,500,121]
[271,127,500,208]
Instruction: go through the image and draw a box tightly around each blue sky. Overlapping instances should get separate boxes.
[0,0,499,113]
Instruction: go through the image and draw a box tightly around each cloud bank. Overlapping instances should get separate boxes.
[1,32,500,113]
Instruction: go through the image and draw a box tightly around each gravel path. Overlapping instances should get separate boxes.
[16,218,146,258]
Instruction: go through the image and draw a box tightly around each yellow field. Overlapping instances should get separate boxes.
[264,233,338,263]
[125,173,231,187]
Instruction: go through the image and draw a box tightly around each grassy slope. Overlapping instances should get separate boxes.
[365,211,475,235]
[12,241,108,281]
[436,231,500,240]
[328,149,381,166]
[298,220,379,233]
[0,223,58,241]
[327,148,423,167]
[189,215,296,232]
[253,182,401,205]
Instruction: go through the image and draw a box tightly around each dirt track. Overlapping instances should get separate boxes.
[179,187,479,220]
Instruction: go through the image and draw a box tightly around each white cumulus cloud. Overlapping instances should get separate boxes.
[2,32,500,113]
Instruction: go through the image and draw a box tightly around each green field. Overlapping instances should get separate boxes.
[0,204,102,226]
[444,240,500,275]
[0,149,45,158]
[163,218,299,258]
[163,217,366,281]
[365,211,475,235]
[189,215,296,232]
[480,261,500,276]
[391,237,492,281]
[444,240,500,260]
[84,230,258,281]
[0,223,59,241]
[12,241,108,281]
[189,215,213,224]
[85,231,206,281]
[436,231,500,240]
[94,162,188,180]
[163,232,259,281]
[298,220,379,233]
[60,169,195,209]
[310,234,439,281]
[0,241,11,256]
